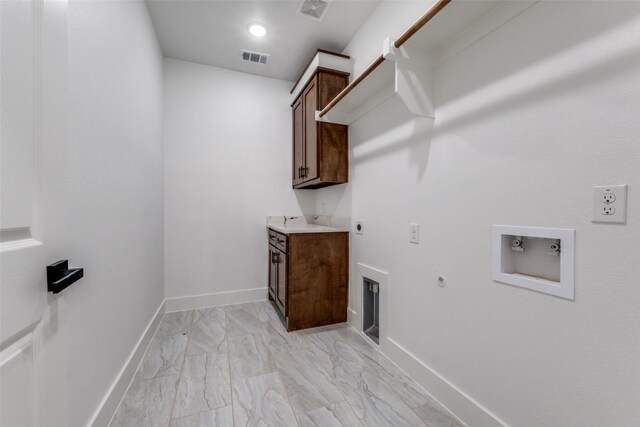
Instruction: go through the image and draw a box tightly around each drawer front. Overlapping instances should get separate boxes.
[275,233,287,252]
[268,229,278,247]
[268,229,288,252]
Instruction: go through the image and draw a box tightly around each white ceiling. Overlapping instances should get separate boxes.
[145,0,381,82]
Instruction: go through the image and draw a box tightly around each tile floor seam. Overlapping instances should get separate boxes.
[223,306,238,427]
[272,364,305,424]
[252,304,300,427]
[314,325,428,425]
[340,325,463,426]
[166,311,193,425]
[347,333,419,405]
[226,305,242,427]
[115,302,463,427]
[107,311,167,427]
[360,333,441,409]
[258,302,302,427]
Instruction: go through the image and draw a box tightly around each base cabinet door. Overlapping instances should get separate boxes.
[275,250,287,316]
[268,248,277,299]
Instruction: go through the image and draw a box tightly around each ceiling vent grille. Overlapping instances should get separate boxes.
[241,49,270,65]
[298,0,331,21]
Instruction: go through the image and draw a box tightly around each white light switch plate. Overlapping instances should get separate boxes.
[592,185,627,224]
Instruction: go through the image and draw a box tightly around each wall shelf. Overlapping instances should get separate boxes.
[317,0,530,125]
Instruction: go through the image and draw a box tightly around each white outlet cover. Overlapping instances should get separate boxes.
[592,185,627,224]
[355,221,364,235]
[409,223,419,244]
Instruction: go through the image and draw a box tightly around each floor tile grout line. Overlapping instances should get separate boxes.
[301,324,426,424]
[338,324,461,425]
[169,308,232,423]
[108,311,170,427]
[166,311,194,424]
[281,324,365,426]
[118,303,457,426]
[224,305,238,427]
[338,327,426,414]
[257,301,302,427]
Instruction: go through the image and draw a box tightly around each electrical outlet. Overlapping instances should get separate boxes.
[355,221,364,235]
[601,205,615,215]
[602,193,616,204]
[409,223,419,244]
[593,185,628,224]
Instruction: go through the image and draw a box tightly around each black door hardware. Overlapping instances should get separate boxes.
[47,260,83,294]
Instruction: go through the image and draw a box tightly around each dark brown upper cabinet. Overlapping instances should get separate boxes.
[291,58,349,189]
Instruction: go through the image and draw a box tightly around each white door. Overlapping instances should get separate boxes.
[1,1,69,425]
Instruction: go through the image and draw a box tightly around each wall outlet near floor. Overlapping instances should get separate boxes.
[593,185,627,224]
[409,223,419,244]
[355,221,364,235]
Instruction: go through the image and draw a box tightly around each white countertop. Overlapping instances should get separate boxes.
[268,223,348,235]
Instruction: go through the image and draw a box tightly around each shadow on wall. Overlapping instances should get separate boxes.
[434,3,640,135]
[351,95,434,182]
[315,183,350,217]
[346,3,640,177]
[437,2,640,108]
[293,188,317,216]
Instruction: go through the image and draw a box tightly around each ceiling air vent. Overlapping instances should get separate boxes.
[241,49,270,65]
[298,0,332,21]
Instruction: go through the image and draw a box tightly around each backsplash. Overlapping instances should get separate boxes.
[266,215,349,230]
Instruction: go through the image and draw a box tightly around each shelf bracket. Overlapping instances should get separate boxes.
[316,109,350,125]
[383,37,435,119]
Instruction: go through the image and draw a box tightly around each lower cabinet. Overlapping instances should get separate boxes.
[267,228,348,331]
[268,247,279,303]
[276,249,287,315]
[269,246,288,316]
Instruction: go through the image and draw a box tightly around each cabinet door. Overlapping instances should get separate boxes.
[268,248,277,299]
[303,77,318,182]
[275,250,287,316]
[292,96,304,187]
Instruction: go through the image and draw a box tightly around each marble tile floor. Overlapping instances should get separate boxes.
[110,301,464,427]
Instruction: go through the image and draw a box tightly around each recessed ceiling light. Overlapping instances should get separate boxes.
[248,23,267,38]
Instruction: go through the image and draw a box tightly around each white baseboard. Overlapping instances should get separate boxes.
[382,336,508,427]
[346,306,357,325]
[89,300,166,427]
[164,287,268,312]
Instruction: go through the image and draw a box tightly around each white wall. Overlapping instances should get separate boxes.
[163,58,313,299]
[344,0,434,76]
[313,0,435,220]
[64,1,164,425]
[316,1,640,426]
